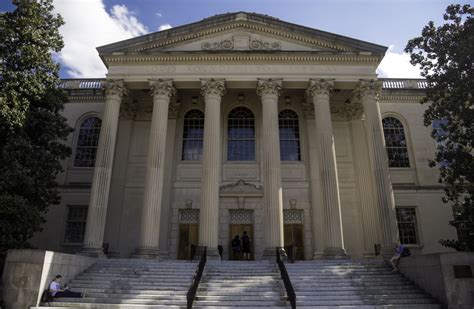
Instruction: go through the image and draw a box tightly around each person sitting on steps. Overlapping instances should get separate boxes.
[49,275,83,298]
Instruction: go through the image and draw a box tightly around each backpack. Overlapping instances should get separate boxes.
[401,247,411,257]
[40,289,54,303]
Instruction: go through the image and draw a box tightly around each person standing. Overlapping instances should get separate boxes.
[241,231,251,261]
[231,235,241,260]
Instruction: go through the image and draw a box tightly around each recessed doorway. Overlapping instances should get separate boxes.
[229,224,254,260]
[177,209,199,260]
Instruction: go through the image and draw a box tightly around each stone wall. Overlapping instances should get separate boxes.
[1,250,96,309]
[399,252,474,309]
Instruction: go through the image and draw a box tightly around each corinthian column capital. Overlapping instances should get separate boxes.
[149,79,176,98]
[353,79,382,100]
[103,79,127,98]
[306,79,334,98]
[256,79,282,97]
[200,79,226,98]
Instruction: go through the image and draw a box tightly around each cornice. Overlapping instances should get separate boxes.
[67,95,105,103]
[380,95,425,103]
[103,53,381,64]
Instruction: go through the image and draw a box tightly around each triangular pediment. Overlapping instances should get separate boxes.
[97,12,387,57]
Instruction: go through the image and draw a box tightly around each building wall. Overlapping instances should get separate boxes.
[30,87,457,259]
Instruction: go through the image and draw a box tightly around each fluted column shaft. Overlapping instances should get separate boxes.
[82,80,126,257]
[135,79,175,258]
[257,79,284,258]
[354,80,398,257]
[199,79,226,259]
[351,119,381,256]
[307,79,347,259]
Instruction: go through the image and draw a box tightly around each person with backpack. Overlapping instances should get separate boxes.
[241,231,251,261]
[390,242,410,272]
[231,235,241,260]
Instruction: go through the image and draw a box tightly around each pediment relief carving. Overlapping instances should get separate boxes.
[201,35,281,51]
[219,179,263,196]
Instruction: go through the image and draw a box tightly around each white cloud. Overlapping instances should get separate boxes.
[158,23,172,31]
[53,0,148,78]
[377,45,422,78]
[156,12,163,17]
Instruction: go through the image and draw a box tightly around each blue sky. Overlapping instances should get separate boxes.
[1,0,465,78]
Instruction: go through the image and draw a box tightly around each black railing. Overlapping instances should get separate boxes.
[276,247,296,309]
[186,246,207,309]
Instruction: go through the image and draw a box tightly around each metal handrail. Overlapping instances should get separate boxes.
[186,246,207,309]
[276,247,296,309]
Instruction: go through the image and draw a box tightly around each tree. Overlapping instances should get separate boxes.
[0,0,72,264]
[405,4,473,251]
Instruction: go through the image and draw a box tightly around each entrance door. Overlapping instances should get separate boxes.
[284,224,304,260]
[229,224,254,260]
[178,223,198,260]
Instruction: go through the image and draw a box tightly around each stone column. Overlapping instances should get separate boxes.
[199,79,226,259]
[353,79,398,257]
[82,80,127,257]
[135,79,175,258]
[257,79,284,258]
[306,79,348,259]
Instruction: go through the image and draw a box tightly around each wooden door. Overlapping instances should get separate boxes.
[228,224,254,260]
[284,224,305,260]
[178,223,198,260]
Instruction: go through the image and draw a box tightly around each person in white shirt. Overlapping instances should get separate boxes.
[49,275,82,298]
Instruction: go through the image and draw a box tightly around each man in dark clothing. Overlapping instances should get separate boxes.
[241,231,251,261]
[231,235,241,260]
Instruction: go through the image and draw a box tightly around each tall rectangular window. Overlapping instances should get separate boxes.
[396,207,419,245]
[64,205,88,243]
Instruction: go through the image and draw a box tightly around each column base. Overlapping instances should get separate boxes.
[132,247,161,259]
[79,246,106,258]
[323,247,350,259]
[381,245,395,259]
[312,251,325,260]
[207,248,221,260]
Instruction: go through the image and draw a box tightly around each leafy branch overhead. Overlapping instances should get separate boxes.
[405,4,473,251]
[0,0,72,258]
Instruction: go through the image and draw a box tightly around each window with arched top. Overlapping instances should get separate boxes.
[227,107,255,161]
[279,109,301,161]
[182,109,205,161]
[74,116,102,167]
[382,116,410,167]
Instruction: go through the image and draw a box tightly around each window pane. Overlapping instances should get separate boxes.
[64,206,88,243]
[74,117,102,167]
[396,208,418,245]
[383,117,410,167]
[182,110,204,161]
[227,107,255,161]
[279,110,301,161]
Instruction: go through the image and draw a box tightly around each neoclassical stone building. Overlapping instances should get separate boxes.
[32,12,457,260]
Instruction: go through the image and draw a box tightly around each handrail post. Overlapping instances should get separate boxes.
[186,246,207,309]
[275,247,296,309]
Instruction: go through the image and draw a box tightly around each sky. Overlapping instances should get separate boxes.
[1,0,467,79]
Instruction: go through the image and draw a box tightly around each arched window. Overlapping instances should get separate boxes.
[74,116,102,167]
[279,109,301,161]
[182,109,205,161]
[227,107,255,161]
[382,117,410,167]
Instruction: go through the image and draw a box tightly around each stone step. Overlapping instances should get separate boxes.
[72,278,192,284]
[53,297,187,305]
[296,305,441,309]
[34,303,185,309]
[295,299,438,306]
[296,293,432,300]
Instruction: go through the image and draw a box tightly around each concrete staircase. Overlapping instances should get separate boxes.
[45,258,197,308]
[285,260,441,309]
[194,261,289,308]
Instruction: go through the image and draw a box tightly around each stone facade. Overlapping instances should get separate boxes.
[30,12,457,259]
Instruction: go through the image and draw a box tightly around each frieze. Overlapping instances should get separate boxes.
[249,38,281,50]
[219,179,263,196]
[202,38,234,51]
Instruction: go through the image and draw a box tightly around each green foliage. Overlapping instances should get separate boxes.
[405,4,474,251]
[0,0,72,262]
